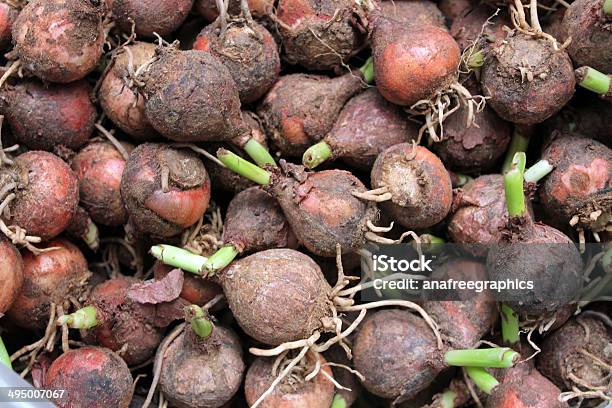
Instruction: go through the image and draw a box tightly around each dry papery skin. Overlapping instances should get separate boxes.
[487,363,568,408]
[121,143,211,239]
[563,0,612,73]
[370,11,460,106]
[432,99,511,174]
[537,316,611,393]
[1,151,79,240]
[324,88,419,170]
[245,351,335,408]
[0,79,96,151]
[71,141,131,227]
[539,134,612,233]
[223,186,297,253]
[0,2,18,50]
[160,326,245,408]
[353,309,443,403]
[275,0,363,71]
[486,218,583,315]
[0,238,23,314]
[44,347,133,408]
[257,72,364,157]
[99,42,159,141]
[6,239,90,331]
[195,0,274,21]
[107,0,193,37]
[194,20,281,104]
[268,163,378,256]
[380,0,447,30]
[143,49,246,143]
[481,33,575,125]
[422,259,498,349]
[81,277,164,366]
[448,174,510,254]
[220,249,333,345]
[371,144,453,229]
[12,0,105,83]
[153,262,222,307]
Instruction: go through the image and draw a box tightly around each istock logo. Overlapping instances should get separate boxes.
[372,255,434,273]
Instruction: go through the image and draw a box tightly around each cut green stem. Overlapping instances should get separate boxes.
[524,159,553,183]
[0,336,11,369]
[501,129,530,173]
[359,56,375,84]
[452,173,473,187]
[302,141,333,169]
[504,152,527,218]
[575,66,611,95]
[83,218,99,251]
[500,304,520,345]
[150,245,208,275]
[331,394,347,408]
[203,245,239,274]
[243,138,277,168]
[467,49,485,69]
[465,367,499,395]
[216,149,271,186]
[444,347,520,368]
[187,305,214,339]
[57,306,98,329]
[440,389,458,408]
[605,0,612,15]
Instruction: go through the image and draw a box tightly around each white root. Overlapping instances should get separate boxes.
[351,186,392,202]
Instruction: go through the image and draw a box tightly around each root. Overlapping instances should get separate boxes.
[100,236,144,277]
[0,60,21,90]
[509,0,569,51]
[160,166,170,193]
[250,332,321,357]
[459,9,500,75]
[352,186,391,202]
[94,123,130,161]
[407,84,486,144]
[172,143,227,168]
[462,367,484,408]
[215,0,228,37]
[0,218,52,256]
[11,304,58,378]
[142,323,186,408]
[337,300,442,349]
[57,305,70,354]
[0,115,19,166]
[181,205,224,256]
[250,346,310,408]
[366,220,394,233]
[559,387,611,402]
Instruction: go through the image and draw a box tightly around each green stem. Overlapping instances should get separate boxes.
[467,49,485,69]
[83,218,99,251]
[187,305,213,339]
[243,138,277,168]
[302,141,333,169]
[501,129,530,173]
[216,149,271,186]
[500,304,520,345]
[576,66,611,95]
[440,389,458,408]
[605,0,612,15]
[150,245,208,275]
[444,348,519,368]
[57,306,98,329]
[0,336,11,369]
[465,367,499,395]
[331,394,347,408]
[203,245,239,274]
[504,152,527,218]
[524,159,553,183]
[359,56,375,84]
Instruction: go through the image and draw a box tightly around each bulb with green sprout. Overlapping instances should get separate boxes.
[486,152,583,315]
